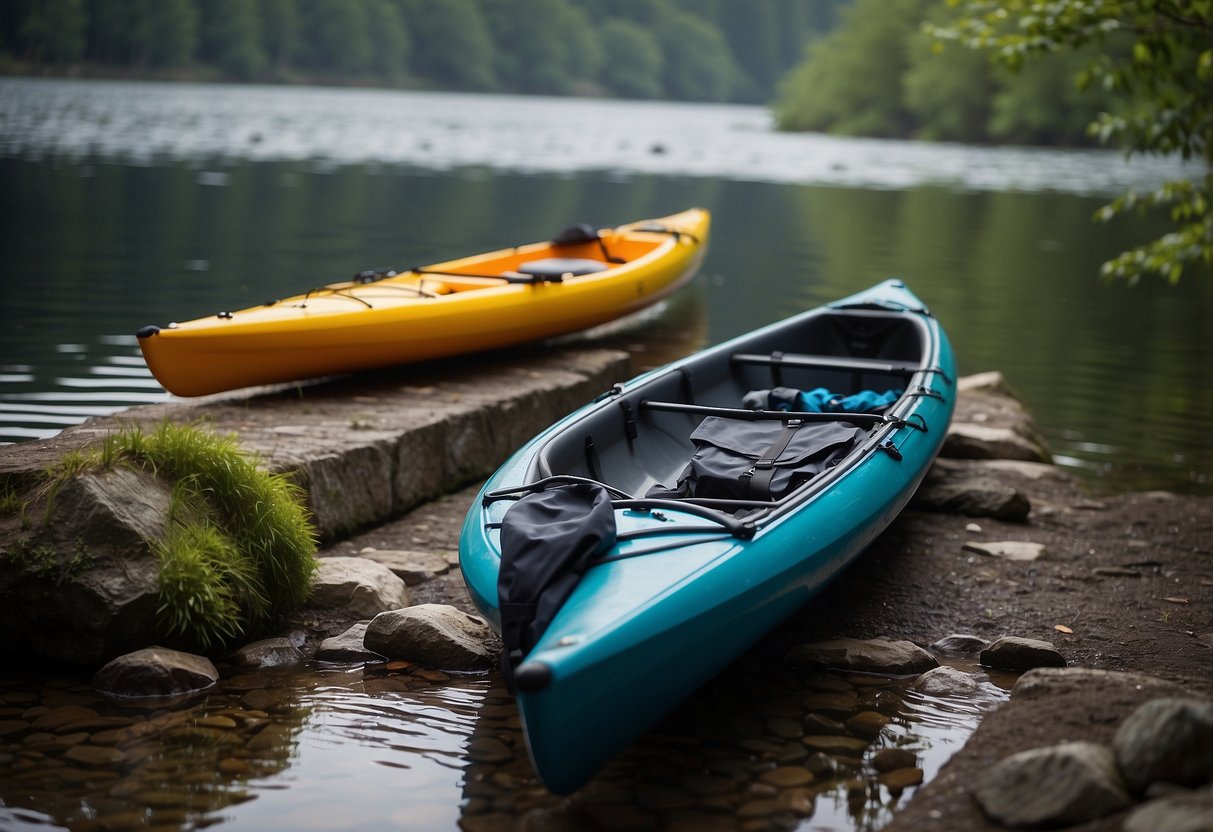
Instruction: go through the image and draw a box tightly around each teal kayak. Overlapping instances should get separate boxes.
[459,279,956,793]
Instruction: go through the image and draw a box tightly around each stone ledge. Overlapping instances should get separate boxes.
[0,346,632,542]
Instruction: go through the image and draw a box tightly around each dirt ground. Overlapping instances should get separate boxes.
[324,457,1213,831]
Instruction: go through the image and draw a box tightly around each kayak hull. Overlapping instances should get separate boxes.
[137,208,710,396]
[460,279,955,793]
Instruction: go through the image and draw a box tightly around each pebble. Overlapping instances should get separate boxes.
[467,737,513,763]
[878,767,924,794]
[872,747,918,773]
[758,766,815,788]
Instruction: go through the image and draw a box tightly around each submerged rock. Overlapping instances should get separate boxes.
[92,646,218,699]
[980,636,1066,672]
[1114,698,1213,794]
[364,604,494,671]
[973,741,1132,828]
[229,637,306,669]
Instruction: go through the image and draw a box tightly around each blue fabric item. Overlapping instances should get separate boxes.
[797,387,902,413]
[742,386,902,413]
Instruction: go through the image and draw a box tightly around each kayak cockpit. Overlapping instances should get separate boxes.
[527,307,946,520]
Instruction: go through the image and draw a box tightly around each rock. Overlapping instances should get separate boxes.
[364,604,495,671]
[980,636,1066,672]
[1011,667,1171,701]
[1122,788,1213,832]
[957,370,1018,398]
[911,666,981,697]
[92,646,219,699]
[973,741,1132,827]
[872,747,918,773]
[961,540,1046,561]
[0,468,168,665]
[316,621,386,663]
[786,638,939,676]
[229,637,305,669]
[1114,698,1213,793]
[912,473,1031,521]
[929,633,987,656]
[845,711,890,739]
[309,556,410,618]
[942,423,1051,463]
[878,767,923,794]
[358,548,453,585]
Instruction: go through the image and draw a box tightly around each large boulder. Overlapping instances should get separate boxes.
[0,467,168,665]
[973,741,1132,827]
[1114,698,1213,794]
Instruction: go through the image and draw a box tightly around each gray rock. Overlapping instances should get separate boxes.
[316,621,386,663]
[786,637,939,675]
[364,604,495,671]
[0,467,167,665]
[309,556,410,618]
[929,633,987,656]
[980,636,1066,672]
[229,637,305,669]
[943,423,1052,463]
[1011,667,1173,701]
[1115,698,1213,793]
[962,540,1046,561]
[92,646,219,699]
[973,741,1132,828]
[359,548,453,585]
[1123,788,1213,832]
[911,665,981,697]
[913,473,1031,521]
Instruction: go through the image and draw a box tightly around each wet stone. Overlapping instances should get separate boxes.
[878,767,924,794]
[845,711,890,739]
[63,745,126,766]
[766,717,802,739]
[759,766,815,788]
[31,705,99,731]
[0,719,30,737]
[801,691,859,718]
[802,735,869,755]
[872,747,918,773]
[467,737,513,763]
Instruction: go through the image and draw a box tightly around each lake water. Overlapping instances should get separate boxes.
[2,78,1209,494]
[0,78,1209,831]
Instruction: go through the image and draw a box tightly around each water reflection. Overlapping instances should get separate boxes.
[0,655,1008,832]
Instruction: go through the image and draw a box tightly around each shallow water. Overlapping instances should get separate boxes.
[0,656,1008,832]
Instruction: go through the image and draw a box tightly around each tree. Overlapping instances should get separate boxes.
[775,0,928,136]
[654,7,736,102]
[259,0,300,75]
[399,0,496,90]
[598,18,663,98]
[929,0,1213,283]
[19,0,86,64]
[197,0,265,80]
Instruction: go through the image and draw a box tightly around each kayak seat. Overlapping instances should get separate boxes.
[518,258,609,279]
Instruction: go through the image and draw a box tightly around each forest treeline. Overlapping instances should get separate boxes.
[774,0,1121,147]
[0,0,849,104]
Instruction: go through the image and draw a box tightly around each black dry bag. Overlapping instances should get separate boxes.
[497,482,617,693]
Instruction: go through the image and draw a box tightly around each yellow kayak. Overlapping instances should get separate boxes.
[137,208,710,397]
